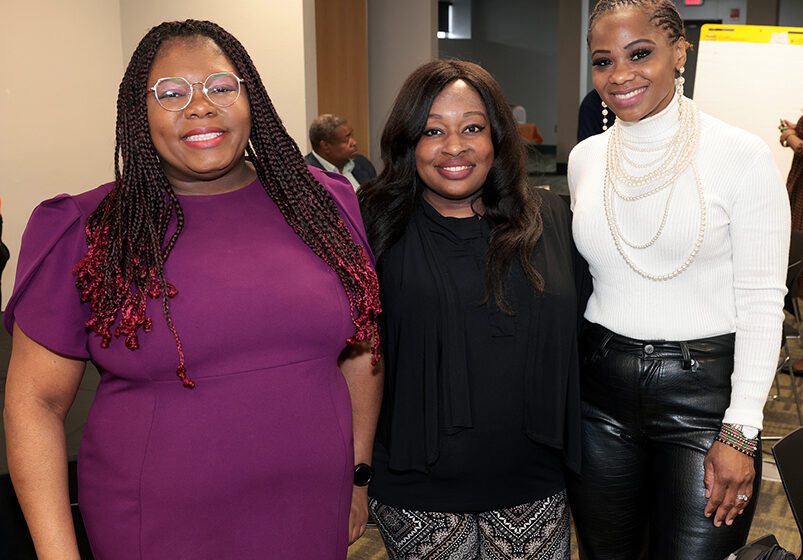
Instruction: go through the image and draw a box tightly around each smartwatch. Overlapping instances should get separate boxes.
[353,463,374,487]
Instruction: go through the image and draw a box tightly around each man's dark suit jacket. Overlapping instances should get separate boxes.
[577,89,616,143]
[304,153,377,187]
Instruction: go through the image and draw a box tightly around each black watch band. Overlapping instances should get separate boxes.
[353,463,374,487]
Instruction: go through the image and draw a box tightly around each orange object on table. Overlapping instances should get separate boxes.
[517,123,543,144]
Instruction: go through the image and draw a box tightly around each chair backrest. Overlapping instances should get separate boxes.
[727,534,797,559]
[772,427,803,544]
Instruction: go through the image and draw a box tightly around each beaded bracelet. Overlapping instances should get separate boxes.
[715,424,758,457]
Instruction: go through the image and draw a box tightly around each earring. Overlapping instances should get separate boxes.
[602,100,609,131]
[675,66,685,98]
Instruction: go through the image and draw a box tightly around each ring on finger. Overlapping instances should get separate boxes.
[736,494,750,502]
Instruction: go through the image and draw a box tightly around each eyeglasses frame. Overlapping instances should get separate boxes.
[149,72,246,112]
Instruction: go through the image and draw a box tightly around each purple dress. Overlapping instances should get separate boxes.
[4,167,371,559]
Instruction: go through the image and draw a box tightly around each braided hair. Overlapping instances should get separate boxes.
[74,20,381,388]
[588,0,686,44]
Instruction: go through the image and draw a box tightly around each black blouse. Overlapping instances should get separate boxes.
[368,189,586,512]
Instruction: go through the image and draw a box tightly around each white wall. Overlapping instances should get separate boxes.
[0,0,124,310]
[367,0,438,166]
[118,0,316,150]
[439,0,561,146]
[0,0,317,310]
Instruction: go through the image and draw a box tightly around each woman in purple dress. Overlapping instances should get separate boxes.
[3,20,382,559]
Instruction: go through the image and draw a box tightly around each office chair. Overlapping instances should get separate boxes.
[768,231,803,428]
[773,426,803,560]
[727,427,803,558]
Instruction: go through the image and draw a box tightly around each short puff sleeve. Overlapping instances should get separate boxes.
[308,166,376,266]
[3,191,103,359]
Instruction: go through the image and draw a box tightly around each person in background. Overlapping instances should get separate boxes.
[359,59,585,560]
[306,114,377,190]
[780,114,803,374]
[3,19,381,560]
[577,88,617,142]
[567,1,789,559]
[780,115,803,231]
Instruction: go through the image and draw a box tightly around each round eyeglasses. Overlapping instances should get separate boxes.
[150,72,245,111]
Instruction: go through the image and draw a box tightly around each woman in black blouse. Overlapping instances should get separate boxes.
[358,59,586,560]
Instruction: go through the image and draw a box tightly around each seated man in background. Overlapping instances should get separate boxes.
[305,114,376,190]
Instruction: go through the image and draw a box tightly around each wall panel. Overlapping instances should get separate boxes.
[314,0,370,157]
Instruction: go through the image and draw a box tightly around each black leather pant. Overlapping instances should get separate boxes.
[567,323,761,560]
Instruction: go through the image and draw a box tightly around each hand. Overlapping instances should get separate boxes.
[348,486,369,545]
[703,441,755,527]
[779,120,797,146]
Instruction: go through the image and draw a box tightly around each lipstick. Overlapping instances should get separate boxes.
[435,158,476,180]
[182,127,225,148]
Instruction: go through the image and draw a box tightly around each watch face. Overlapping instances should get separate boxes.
[741,426,759,439]
[732,424,759,439]
[354,463,374,487]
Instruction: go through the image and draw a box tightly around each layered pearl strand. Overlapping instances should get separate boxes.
[603,94,706,281]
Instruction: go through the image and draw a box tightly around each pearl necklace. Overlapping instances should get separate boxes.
[603,96,707,281]
[607,95,699,199]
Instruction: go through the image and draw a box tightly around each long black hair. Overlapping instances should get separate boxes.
[358,59,543,311]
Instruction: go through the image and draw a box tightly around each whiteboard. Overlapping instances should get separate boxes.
[693,25,803,176]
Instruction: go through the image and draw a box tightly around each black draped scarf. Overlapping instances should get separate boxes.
[376,193,584,474]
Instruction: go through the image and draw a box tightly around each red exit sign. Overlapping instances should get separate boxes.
[684,0,704,5]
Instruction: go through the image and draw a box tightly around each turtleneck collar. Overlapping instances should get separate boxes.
[617,92,681,143]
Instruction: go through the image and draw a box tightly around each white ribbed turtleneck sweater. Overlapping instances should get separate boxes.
[568,93,790,429]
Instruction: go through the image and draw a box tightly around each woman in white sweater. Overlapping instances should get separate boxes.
[567,1,790,559]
